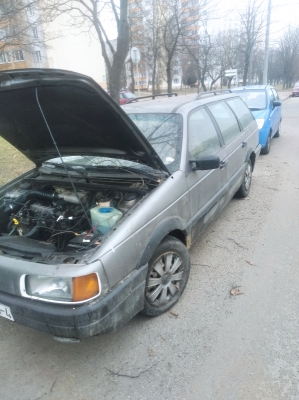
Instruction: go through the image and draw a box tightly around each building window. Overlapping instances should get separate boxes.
[28,4,34,15]
[0,29,5,40]
[32,27,38,38]
[12,50,24,61]
[35,50,41,62]
[0,52,7,63]
[0,50,24,63]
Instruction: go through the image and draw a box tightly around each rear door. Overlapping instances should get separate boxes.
[207,98,251,195]
[186,106,227,241]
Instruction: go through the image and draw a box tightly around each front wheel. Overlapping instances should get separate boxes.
[261,133,271,155]
[141,236,190,317]
[273,124,280,138]
[235,159,252,198]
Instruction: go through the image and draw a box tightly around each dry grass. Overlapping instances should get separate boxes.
[0,137,34,186]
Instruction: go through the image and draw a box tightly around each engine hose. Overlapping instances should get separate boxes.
[23,225,41,238]
[4,190,58,215]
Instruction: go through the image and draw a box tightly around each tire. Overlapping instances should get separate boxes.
[141,236,190,317]
[235,159,252,198]
[261,133,271,155]
[273,124,280,138]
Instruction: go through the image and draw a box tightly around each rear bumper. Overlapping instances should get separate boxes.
[0,264,147,338]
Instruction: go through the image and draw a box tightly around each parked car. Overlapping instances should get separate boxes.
[119,90,137,105]
[229,85,282,155]
[292,82,299,97]
[0,69,260,340]
[106,89,137,105]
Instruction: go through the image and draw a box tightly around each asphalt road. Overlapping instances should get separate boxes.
[0,96,298,400]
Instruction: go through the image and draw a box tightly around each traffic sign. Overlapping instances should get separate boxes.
[131,47,141,63]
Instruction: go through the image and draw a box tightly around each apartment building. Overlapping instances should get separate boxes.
[0,0,47,71]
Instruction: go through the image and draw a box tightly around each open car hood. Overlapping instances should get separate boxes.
[0,68,169,174]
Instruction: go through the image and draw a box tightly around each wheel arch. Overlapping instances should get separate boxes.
[136,217,189,269]
[246,147,257,171]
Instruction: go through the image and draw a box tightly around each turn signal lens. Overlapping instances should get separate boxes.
[73,273,100,302]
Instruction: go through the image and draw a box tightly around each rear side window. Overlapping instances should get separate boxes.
[208,101,240,144]
[226,97,254,129]
[188,107,221,157]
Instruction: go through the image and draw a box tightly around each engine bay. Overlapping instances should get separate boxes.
[0,176,151,257]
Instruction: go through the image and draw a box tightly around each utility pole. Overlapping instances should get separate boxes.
[263,0,272,84]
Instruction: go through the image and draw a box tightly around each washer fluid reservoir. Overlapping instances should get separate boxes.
[90,206,123,234]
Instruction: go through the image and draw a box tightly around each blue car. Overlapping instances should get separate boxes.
[231,85,282,154]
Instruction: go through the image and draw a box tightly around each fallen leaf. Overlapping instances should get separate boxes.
[148,348,154,357]
[230,287,243,296]
[168,311,179,318]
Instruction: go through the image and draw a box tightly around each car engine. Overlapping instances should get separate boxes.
[0,181,143,254]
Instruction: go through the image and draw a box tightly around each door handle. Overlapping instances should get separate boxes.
[242,141,247,148]
[220,160,227,169]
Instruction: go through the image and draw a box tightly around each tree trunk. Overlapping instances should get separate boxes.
[166,60,172,94]
[228,76,234,88]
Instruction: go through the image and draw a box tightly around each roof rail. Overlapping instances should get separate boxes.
[127,92,178,103]
[196,89,232,100]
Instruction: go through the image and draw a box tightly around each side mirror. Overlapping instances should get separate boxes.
[273,100,281,108]
[189,155,220,170]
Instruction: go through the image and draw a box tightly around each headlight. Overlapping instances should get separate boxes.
[23,273,100,303]
[256,119,265,129]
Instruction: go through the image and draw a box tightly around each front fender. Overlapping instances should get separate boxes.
[137,216,187,269]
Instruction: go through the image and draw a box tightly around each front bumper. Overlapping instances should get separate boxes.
[0,264,147,338]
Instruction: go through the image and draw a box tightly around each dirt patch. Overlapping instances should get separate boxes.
[0,137,34,186]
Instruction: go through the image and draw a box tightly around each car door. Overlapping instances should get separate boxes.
[269,88,281,135]
[186,106,227,242]
[207,99,249,196]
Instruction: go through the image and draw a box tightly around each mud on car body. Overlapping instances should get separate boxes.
[0,69,260,339]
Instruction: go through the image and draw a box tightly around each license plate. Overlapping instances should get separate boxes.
[0,303,14,321]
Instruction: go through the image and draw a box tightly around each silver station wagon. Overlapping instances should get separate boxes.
[0,69,261,340]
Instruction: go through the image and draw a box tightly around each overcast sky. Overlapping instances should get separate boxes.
[271,0,299,33]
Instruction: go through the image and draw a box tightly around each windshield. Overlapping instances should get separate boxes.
[236,91,266,110]
[128,113,182,172]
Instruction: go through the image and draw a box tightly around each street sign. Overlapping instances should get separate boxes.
[130,47,140,63]
[225,69,237,77]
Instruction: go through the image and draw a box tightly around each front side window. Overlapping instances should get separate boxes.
[208,101,240,144]
[268,89,274,106]
[128,113,182,172]
[271,88,279,101]
[188,107,221,157]
[226,97,254,129]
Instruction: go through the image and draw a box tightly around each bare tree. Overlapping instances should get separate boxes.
[234,0,267,85]
[181,0,218,92]
[159,0,193,94]
[38,0,129,102]
[276,26,299,88]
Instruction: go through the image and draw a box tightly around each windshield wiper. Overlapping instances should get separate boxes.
[42,162,87,176]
